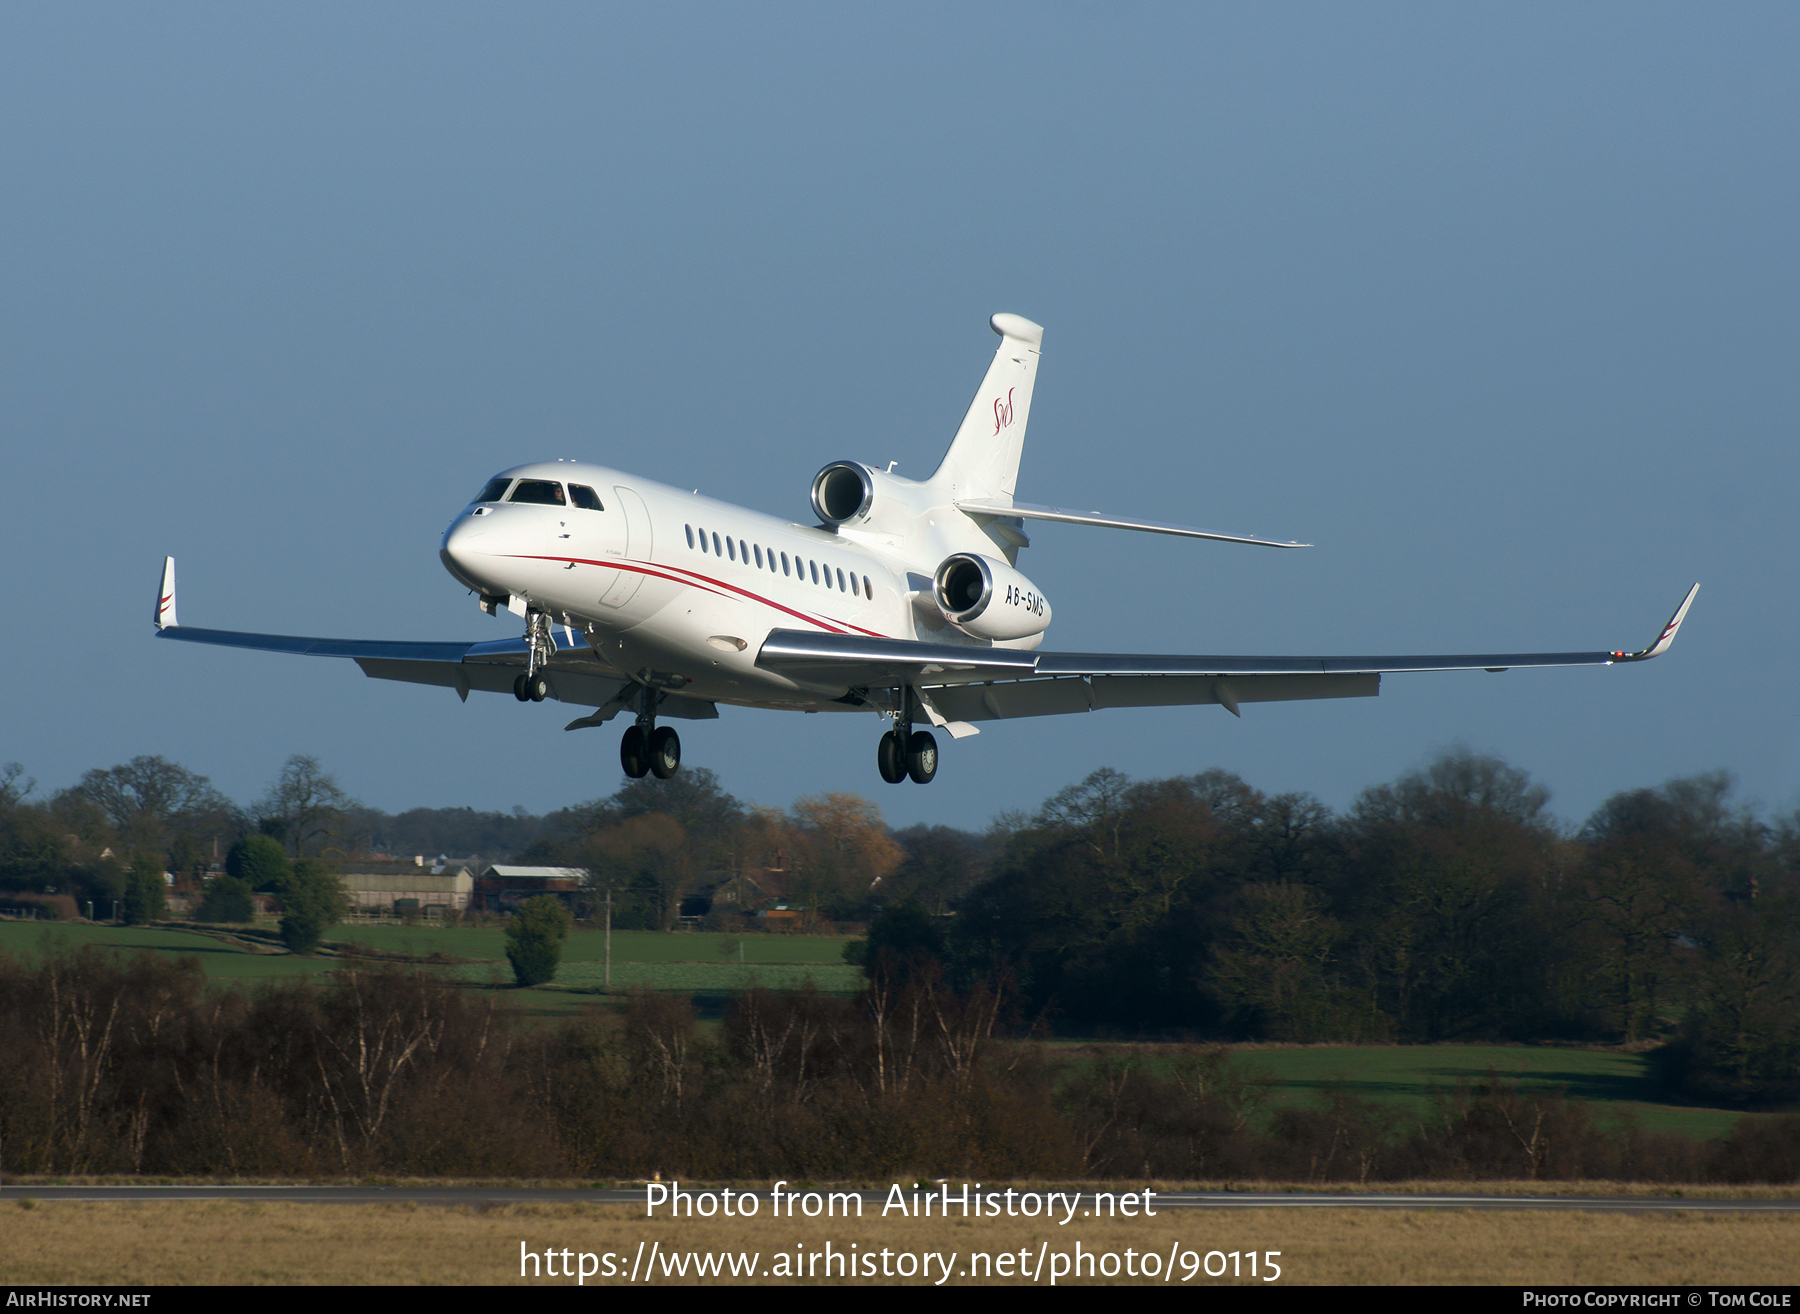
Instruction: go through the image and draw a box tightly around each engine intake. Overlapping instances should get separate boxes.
[933,553,1052,641]
[810,462,875,526]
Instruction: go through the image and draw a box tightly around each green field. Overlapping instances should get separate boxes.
[1056,1041,1743,1142]
[541,960,861,994]
[332,924,855,965]
[0,921,334,980]
[0,919,857,987]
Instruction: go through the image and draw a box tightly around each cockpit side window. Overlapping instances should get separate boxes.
[569,484,604,511]
[508,479,567,506]
[474,477,513,504]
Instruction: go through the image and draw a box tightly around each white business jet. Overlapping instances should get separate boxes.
[155,313,1699,785]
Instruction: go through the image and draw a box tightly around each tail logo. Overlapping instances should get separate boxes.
[992,386,1015,436]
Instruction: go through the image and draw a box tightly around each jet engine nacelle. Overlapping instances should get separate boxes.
[933,553,1052,641]
[810,461,882,526]
[813,458,944,528]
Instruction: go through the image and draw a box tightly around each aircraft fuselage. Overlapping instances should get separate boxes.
[438,460,1038,715]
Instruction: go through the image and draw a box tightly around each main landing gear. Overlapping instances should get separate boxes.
[876,688,937,785]
[620,683,680,780]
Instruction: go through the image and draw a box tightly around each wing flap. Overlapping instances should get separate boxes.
[1090,671,1379,709]
[927,671,1379,722]
[756,629,1038,689]
[352,658,632,711]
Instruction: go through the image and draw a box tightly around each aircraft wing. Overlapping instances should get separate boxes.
[150,557,717,722]
[756,583,1699,722]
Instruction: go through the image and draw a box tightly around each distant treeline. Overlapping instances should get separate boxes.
[4,747,1798,1105]
[0,753,565,893]
[3,948,1798,1183]
[0,752,951,932]
[929,754,1800,1107]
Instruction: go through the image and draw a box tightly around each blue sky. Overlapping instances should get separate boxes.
[4,4,1796,833]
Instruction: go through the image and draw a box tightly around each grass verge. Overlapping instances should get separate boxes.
[1,1201,1795,1285]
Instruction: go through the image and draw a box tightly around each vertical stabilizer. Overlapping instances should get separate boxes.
[930,313,1043,504]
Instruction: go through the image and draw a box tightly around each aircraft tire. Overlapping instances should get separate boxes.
[512,672,531,702]
[876,730,907,784]
[527,673,549,702]
[620,725,650,779]
[648,726,681,780]
[906,730,938,784]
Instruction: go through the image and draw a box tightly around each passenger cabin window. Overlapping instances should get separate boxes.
[754,545,763,568]
[863,575,873,600]
[685,525,694,549]
[569,484,604,511]
[508,479,566,506]
[474,477,512,503]
[712,532,722,555]
[781,552,790,576]
[727,538,736,562]
[836,567,846,592]
[809,561,819,585]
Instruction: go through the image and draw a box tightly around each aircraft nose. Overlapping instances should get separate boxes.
[440,514,494,592]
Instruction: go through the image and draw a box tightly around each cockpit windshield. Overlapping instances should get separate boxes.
[508,479,567,506]
[473,477,513,504]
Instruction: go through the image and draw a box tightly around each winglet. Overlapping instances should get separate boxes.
[156,557,178,630]
[1613,583,1699,662]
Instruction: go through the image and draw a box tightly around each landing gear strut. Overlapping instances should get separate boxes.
[876,688,937,784]
[513,611,555,702]
[621,683,680,780]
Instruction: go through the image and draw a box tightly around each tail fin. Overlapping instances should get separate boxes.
[156,556,178,629]
[929,313,1043,503]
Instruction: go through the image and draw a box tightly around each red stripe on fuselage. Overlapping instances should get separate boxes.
[650,559,893,638]
[650,559,885,635]
[507,553,890,637]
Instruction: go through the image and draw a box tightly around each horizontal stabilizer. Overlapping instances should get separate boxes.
[956,499,1309,548]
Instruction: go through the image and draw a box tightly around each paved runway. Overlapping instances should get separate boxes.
[9,1185,1799,1213]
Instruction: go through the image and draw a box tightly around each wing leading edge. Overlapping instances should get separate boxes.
[151,556,717,721]
[755,584,1700,721]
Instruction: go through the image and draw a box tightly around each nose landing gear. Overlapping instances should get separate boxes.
[513,610,555,702]
[620,683,681,780]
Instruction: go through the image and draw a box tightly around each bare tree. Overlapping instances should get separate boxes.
[0,762,34,819]
[254,755,355,858]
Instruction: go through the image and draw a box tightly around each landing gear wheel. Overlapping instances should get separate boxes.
[526,673,549,702]
[877,730,907,784]
[513,672,531,702]
[906,730,938,784]
[648,726,681,779]
[620,725,649,779]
